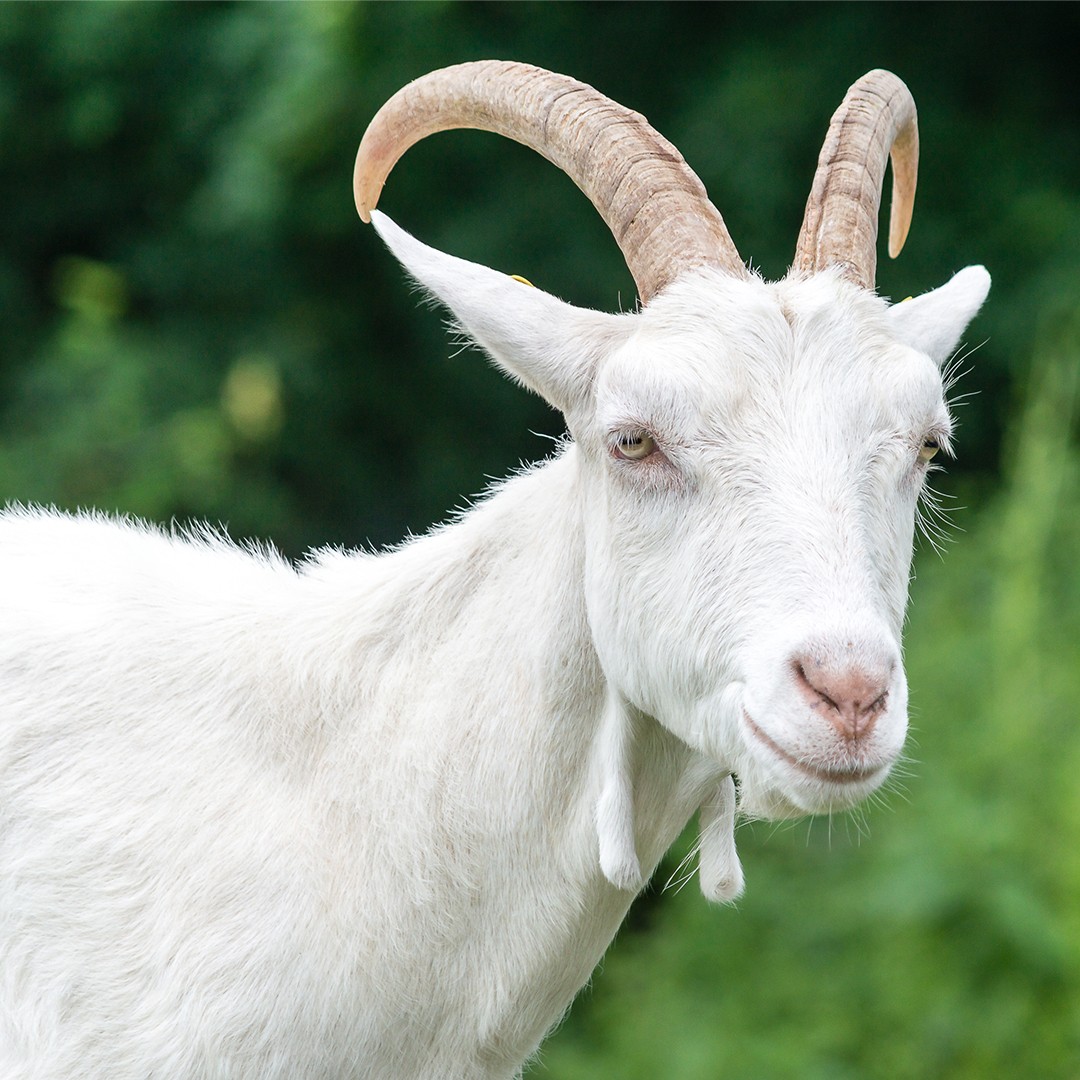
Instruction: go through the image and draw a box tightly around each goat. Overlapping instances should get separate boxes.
[0,62,988,1079]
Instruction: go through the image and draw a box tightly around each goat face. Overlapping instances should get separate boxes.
[370,212,989,820]
[578,269,972,819]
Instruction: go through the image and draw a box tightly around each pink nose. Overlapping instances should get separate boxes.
[791,655,891,741]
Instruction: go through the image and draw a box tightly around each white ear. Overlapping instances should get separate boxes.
[372,211,631,417]
[888,265,991,366]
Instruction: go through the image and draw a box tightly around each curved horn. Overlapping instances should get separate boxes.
[793,69,918,289]
[354,61,747,303]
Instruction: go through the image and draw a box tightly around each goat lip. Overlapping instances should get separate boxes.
[741,711,885,785]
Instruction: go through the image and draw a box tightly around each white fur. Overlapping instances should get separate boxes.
[698,774,744,902]
[596,685,644,892]
[0,210,989,1078]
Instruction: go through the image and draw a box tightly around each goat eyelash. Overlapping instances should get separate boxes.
[918,426,954,463]
[610,432,658,462]
[915,472,963,556]
[606,425,661,458]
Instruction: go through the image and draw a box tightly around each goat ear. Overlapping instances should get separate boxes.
[371,211,630,417]
[887,265,991,366]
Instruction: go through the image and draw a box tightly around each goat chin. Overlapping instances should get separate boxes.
[737,763,896,822]
[734,711,903,820]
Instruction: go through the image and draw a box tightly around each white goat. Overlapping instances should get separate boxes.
[0,63,988,1079]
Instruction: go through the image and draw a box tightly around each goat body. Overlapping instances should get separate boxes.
[0,462,707,1078]
[0,64,990,1079]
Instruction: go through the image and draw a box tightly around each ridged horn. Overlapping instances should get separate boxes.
[354,61,747,303]
[793,69,918,289]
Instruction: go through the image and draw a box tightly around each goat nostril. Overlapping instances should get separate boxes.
[791,653,891,741]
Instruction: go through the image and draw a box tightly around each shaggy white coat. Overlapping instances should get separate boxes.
[0,213,989,1078]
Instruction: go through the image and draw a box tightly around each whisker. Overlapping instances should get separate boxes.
[663,839,702,894]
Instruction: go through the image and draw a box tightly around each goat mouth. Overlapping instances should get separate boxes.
[742,711,885,785]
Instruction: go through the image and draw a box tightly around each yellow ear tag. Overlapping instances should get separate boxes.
[510,274,535,288]
[900,296,914,303]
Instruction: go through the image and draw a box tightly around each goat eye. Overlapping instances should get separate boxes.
[613,432,657,461]
[918,438,940,464]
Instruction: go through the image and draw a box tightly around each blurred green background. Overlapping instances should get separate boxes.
[1,2,1077,1076]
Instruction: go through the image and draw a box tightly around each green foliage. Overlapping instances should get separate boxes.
[2,2,1078,550]
[1,2,1078,1075]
